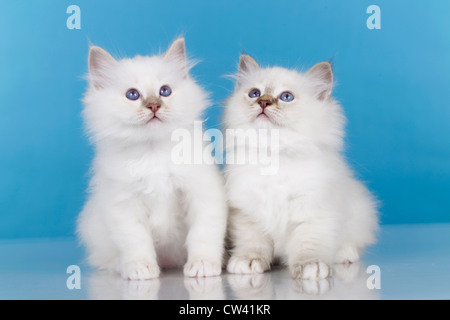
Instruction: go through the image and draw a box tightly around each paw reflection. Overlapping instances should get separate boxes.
[120,278,160,300]
[87,270,160,300]
[291,278,333,296]
[86,262,379,300]
[227,273,274,299]
[184,276,224,300]
[227,263,380,300]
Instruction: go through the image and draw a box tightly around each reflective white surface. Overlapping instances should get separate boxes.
[1,223,449,300]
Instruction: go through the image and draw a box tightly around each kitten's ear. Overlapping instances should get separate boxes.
[164,37,188,76]
[236,54,260,87]
[306,61,334,101]
[238,54,259,74]
[88,46,118,89]
[164,37,186,60]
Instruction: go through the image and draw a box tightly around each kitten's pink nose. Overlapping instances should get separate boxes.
[147,103,161,113]
[258,100,273,109]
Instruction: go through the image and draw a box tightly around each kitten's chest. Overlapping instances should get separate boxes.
[229,164,297,208]
[123,151,179,197]
[228,159,316,229]
[129,152,185,234]
[253,170,298,212]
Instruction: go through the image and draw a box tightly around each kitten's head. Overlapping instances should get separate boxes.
[225,54,346,151]
[83,37,208,144]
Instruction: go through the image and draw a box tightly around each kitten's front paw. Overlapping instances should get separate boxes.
[184,260,222,278]
[227,255,270,274]
[335,246,360,264]
[120,261,160,280]
[290,261,331,280]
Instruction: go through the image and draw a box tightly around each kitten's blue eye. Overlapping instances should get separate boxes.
[279,91,294,102]
[248,89,261,98]
[160,85,172,97]
[126,89,140,101]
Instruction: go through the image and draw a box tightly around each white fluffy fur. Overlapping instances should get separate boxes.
[224,55,378,280]
[77,38,227,279]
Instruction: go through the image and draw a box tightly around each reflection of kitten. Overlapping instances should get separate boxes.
[226,263,379,300]
[77,38,227,280]
[224,54,378,280]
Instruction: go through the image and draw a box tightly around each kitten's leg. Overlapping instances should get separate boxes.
[227,210,273,274]
[183,169,227,277]
[286,218,337,280]
[105,199,160,280]
[335,180,378,264]
[78,201,118,271]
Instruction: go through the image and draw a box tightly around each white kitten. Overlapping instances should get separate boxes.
[224,54,378,280]
[77,38,227,280]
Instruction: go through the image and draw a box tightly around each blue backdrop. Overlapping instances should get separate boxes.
[1,0,449,238]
